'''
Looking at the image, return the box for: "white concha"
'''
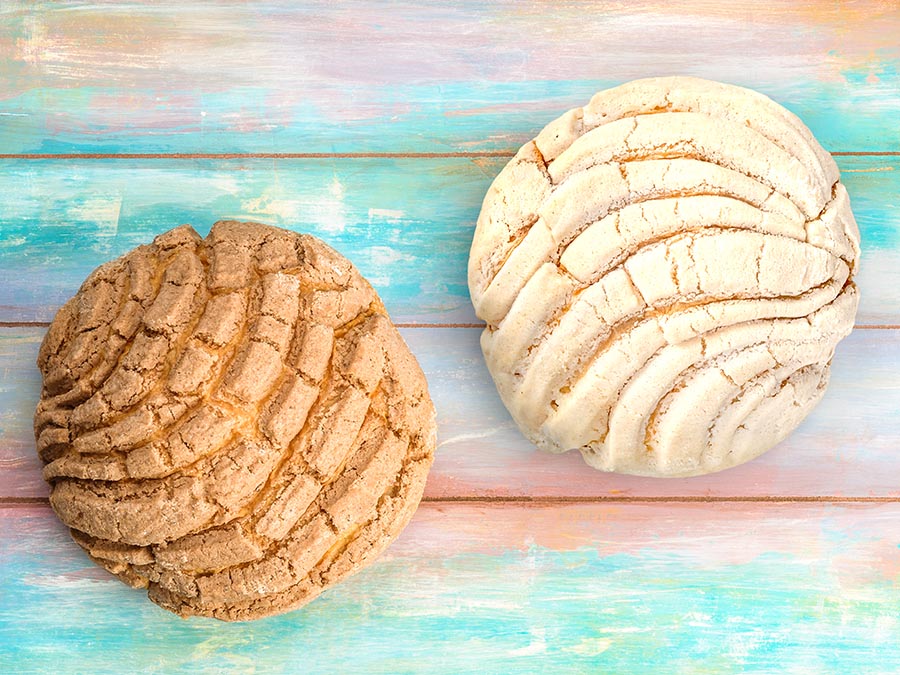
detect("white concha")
[468,76,860,478]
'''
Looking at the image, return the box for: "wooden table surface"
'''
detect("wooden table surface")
[1,2,899,673]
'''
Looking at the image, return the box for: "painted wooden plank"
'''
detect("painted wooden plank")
[1,502,898,674]
[3,326,898,500]
[0,155,897,324]
[0,157,490,324]
[417,327,900,500]
[0,1,898,154]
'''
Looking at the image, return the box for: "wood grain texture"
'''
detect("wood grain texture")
[2,3,899,671]
[0,157,485,324]
[0,1,898,154]
[3,326,898,500]
[1,502,898,674]
[0,155,896,324]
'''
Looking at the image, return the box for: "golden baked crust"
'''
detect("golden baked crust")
[34,220,436,621]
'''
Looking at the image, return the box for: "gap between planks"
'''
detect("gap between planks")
[0,151,897,160]
[3,496,900,507]
[0,152,515,160]
[1,322,898,330]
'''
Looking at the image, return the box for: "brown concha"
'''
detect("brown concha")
[34,220,436,621]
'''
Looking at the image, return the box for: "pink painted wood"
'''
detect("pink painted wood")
[2,327,897,499]
[1,2,898,671]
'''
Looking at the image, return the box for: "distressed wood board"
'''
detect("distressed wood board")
[1,2,898,673]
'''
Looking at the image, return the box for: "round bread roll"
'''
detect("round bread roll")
[34,221,436,620]
[468,76,860,477]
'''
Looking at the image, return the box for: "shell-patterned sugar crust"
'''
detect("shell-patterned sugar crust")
[469,77,860,478]
[35,221,436,621]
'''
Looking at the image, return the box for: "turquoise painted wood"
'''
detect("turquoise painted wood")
[2,503,899,674]
[0,155,898,324]
[0,157,489,323]
[0,1,898,153]
[2,2,899,673]
[3,326,900,500]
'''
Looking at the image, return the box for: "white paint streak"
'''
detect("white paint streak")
[0,236,27,248]
[367,246,414,266]
[437,424,516,449]
[68,196,121,238]
[368,208,405,220]
[297,177,349,233]
[240,195,303,221]
[566,637,613,656]
[508,627,546,656]
[21,572,110,589]
[329,175,344,199]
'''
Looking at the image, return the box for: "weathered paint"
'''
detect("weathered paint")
[0,1,898,154]
[1,503,898,674]
[0,157,489,323]
[1,3,899,672]
[2,327,898,500]
[0,156,897,324]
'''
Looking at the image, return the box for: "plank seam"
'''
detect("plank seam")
[3,496,900,506]
[0,151,895,160]
[0,152,517,160]
[2,322,898,330]
[421,495,900,503]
